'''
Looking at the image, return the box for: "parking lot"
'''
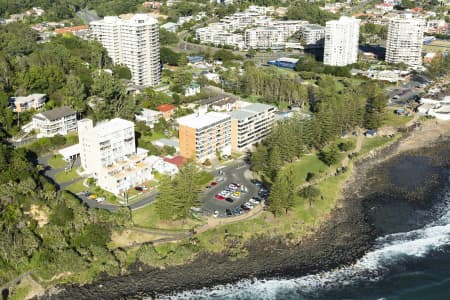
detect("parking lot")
[199,161,268,218]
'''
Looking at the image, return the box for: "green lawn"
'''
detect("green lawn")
[359,134,401,156]
[383,110,413,128]
[54,169,79,184]
[132,204,202,230]
[197,171,214,186]
[65,180,86,194]
[288,154,329,186]
[47,154,67,169]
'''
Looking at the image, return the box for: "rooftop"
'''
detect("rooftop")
[34,106,76,121]
[164,156,187,167]
[241,102,275,113]
[157,104,177,112]
[14,93,46,104]
[177,112,230,129]
[198,94,235,106]
[94,118,134,136]
[228,110,254,120]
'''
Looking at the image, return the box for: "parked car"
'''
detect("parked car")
[213,210,219,218]
[96,197,105,203]
[210,181,217,186]
[88,194,97,199]
[225,197,234,203]
[216,176,225,182]
[215,195,225,201]
[135,186,143,192]
[226,209,233,216]
[241,204,250,211]
[232,191,241,198]
[240,185,248,193]
[249,198,259,205]
[233,207,244,215]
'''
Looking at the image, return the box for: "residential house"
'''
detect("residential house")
[10,94,47,112]
[157,104,177,120]
[135,108,163,128]
[32,106,77,138]
[185,83,201,97]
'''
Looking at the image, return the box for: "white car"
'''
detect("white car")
[249,198,259,205]
[96,197,105,203]
[219,190,231,197]
[213,210,220,218]
[244,202,254,209]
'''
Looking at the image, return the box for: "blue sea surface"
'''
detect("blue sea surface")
[162,188,450,300]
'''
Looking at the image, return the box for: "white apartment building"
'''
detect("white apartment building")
[78,118,153,195]
[90,14,161,87]
[228,103,276,152]
[177,112,231,161]
[31,106,77,138]
[386,14,426,67]
[245,27,286,49]
[301,24,325,48]
[324,16,360,66]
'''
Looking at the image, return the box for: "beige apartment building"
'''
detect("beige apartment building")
[228,103,276,152]
[177,112,231,161]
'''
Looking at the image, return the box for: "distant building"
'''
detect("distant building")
[143,1,161,9]
[177,112,231,160]
[198,94,237,112]
[10,94,47,112]
[161,22,178,32]
[90,14,161,87]
[300,24,325,48]
[78,118,153,195]
[185,83,201,97]
[54,25,89,35]
[245,26,286,50]
[135,108,163,128]
[32,106,77,138]
[324,16,360,66]
[386,14,425,67]
[210,0,234,4]
[157,104,177,120]
[267,57,299,69]
[227,103,276,152]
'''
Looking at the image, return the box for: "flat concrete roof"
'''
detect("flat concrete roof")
[177,112,230,129]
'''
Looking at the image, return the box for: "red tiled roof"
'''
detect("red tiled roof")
[55,25,89,34]
[157,104,177,112]
[163,156,187,167]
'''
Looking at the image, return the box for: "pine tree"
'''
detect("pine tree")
[173,162,201,219]
[154,176,177,220]
[268,174,287,216]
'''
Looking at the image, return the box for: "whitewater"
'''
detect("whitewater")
[162,187,450,300]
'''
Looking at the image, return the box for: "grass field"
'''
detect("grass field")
[54,169,79,184]
[47,154,67,169]
[132,203,203,230]
[65,180,86,194]
[359,134,401,156]
[383,110,414,128]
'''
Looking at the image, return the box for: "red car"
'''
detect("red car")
[215,194,225,201]
[210,182,217,186]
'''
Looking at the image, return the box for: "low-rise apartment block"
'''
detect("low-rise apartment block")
[78,118,153,195]
[300,24,325,48]
[177,112,231,161]
[32,106,77,138]
[228,103,276,152]
[10,93,47,112]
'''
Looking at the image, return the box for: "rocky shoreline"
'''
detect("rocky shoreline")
[44,133,450,300]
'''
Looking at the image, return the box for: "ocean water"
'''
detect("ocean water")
[163,187,450,300]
